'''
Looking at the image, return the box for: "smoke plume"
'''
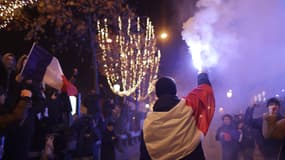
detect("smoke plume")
[181,0,285,113]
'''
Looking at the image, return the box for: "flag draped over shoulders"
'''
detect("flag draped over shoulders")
[143,84,215,160]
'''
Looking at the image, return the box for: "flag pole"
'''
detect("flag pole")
[19,42,36,76]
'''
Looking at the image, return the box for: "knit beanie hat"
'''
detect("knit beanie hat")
[155,77,177,97]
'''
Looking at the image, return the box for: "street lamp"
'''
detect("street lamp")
[160,32,168,40]
[145,104,150,109]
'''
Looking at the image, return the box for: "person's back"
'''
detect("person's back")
[140,72,215,160]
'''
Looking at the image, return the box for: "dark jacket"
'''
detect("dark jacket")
[0,97,32,131]
[101,129,117,160]
[1,97,33,160]
[280,139,285,160]
[239,124,255,149]
[216,124,240,160]
[71,115,100,158]
[0,62,19,111]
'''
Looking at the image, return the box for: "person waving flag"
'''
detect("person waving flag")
[20,43,78,96]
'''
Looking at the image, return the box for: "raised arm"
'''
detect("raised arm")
[184,72,215,135]
[244,105,262,129]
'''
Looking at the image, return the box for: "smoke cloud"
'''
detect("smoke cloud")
[181,0,285,113]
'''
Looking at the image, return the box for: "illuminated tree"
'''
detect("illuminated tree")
[97,16,160,101]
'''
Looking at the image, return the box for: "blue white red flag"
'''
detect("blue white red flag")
[21,43,78,96]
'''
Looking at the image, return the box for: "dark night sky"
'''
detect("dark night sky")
[135,0,198,75]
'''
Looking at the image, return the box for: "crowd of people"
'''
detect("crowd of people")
[216,98,285,160]
[0,52,140,160]
[1,51,285,160]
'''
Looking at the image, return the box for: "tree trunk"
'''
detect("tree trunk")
[88,15,100,94]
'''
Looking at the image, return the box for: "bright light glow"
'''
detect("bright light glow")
[219,107,224,113]
[182,8,219,72]
[187,41,218,72]
[160,32,168,39]
[262,91,266,96]
[282,89,285,92]
[226,89,233,98]
[254,95,258,103]
[276,94,280,97]
[258,94,262,102]
[106,38,112,43]
[0,0,38,29]
[113,84,120,92]
[145,104,150,108]
[97,16,160,99]
[69,96,77,115]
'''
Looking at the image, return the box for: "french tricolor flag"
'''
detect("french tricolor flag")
[20,43,78,96]
[143,84,215,160]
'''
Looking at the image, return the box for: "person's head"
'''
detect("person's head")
[222,114,233,126]
[106,121,115,131]
[0,86,6,105]
[266,97,281,114]
[237,122,244,129]
[2,53,16,71]
[155,76,177,97]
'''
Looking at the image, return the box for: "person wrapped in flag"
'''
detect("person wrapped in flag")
[140,72,215,160]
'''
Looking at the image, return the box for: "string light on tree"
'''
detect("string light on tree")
[0,0,38,29]
[97,16,160,99]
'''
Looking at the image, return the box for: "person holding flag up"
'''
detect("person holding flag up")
[20,43,78,97]
[2,43,78,160]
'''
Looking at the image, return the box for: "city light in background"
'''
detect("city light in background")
[226,89,233,98]
[0,0,38,29]
[218,107,224,113]
[145,104,150,109]
[113,84,120,93]
[69,96,77,115]
[97,16,161,99]
[160,32,168,39]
